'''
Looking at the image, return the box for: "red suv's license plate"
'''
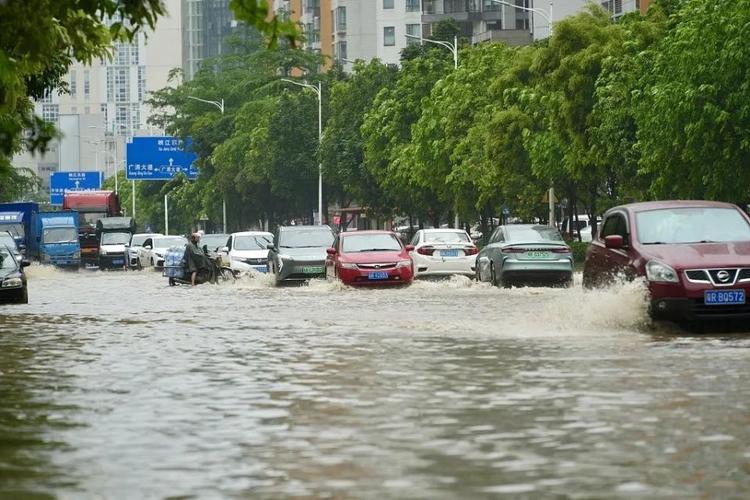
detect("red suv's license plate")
[704,289,745,305]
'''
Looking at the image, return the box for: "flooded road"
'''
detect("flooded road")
[2,267,750,498]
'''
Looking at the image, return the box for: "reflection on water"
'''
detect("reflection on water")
[1,266,749,498]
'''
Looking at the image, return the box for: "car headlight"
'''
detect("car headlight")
[2,277,23,288]
[646,260,678,283]
[154,252,163,258]
[339,262,357,270]
[100,248,107,256]
[231,256,246,262]
[396,259,412,268]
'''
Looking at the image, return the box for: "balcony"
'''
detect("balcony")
[422,0,502,23]
[472,28,532,46]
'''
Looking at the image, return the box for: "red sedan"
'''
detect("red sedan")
[325,230,414,286]
[583,200,750,323]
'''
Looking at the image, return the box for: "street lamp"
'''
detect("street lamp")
[280,78,324,226]
[404,33,458,69]
[186,95,227,233]
[492,0,555,225]
[405,32,461,228]
[489,0,554,37]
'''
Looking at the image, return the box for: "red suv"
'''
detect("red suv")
[583,201,750,322]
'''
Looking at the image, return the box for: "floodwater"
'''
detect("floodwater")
[1,266,750,499]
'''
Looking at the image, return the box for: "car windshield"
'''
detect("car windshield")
[636,207,750,244]
[101,232,131,245]
[79,212,108,228]
[131,234,158,247]
[0,248,17,269]
[234,234,272,250]
[201,234,229,250]
[0,234,16,249]
[342,233,402,253]
[43,227,78,244]
[279,229,334,248]
[0,224,24,238]
[154,237,187,248]
[423,231,470,244]
[506,226,564,242]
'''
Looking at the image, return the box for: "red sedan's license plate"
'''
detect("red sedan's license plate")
[704,289,745,305]
[368,271,389,280]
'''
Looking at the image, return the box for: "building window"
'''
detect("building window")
[483,0,500,12]
[406,23,421,45]
[383,0,394,8]
[406,0,421,12]
[100,103,108,129]
[42,104,59,123]
[130,39,139,65]
[69,71,77,99]
[115,68,129,102]
[336,6,346,32]
[138,66,146,102]
[115,105,129,134]
[84,70,91,98]
[336,41,348,61]
[384,26,395,46]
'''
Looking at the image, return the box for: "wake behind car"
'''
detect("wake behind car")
[409,228,478,278]
[476,224,573,287]
[0,246,29,304]
[583,200,750,323]
[326,230,414,286]
[268,225,335,284]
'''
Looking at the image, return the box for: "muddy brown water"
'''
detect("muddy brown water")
[1,266,749,498]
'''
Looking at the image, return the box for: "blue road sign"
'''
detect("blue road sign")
[50,171,103,205]
[126,136,199,181]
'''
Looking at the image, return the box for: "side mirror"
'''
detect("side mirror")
[405,244,415,252]
[604,235,624,249]
[21,260,30,267]
[267,243,275,250]
[326,247,337,256]
[221,246,229,253]
[144,245,152,250]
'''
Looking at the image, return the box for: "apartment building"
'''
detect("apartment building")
[375,0,424,66]
[182,0,239,81]
[13,0,183,192]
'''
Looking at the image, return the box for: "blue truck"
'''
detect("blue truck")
[0,202,40,259]
[33,211,81,267]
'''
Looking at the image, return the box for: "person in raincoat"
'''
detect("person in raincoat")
[185,232,212,285]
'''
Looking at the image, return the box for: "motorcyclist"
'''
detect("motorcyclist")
[185,232,212,285]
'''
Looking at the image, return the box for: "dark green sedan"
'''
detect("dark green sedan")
[476,224,573,288]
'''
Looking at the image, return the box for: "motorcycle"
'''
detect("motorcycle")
[164,245,235,286]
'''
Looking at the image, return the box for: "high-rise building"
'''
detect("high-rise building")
[182,0,239,81]
[13,0,184,194]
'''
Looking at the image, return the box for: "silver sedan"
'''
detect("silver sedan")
[476,224,573,288]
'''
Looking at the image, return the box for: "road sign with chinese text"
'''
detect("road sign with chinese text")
[126,136,199,180]
[50,171,103,205]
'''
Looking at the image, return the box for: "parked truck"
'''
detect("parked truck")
[63,191,121,267]
[32,211,81,267]
[96,217,135,270]
[0,202,40,259]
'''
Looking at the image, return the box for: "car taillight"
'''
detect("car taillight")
[417,246,435,255]
[501,247,525,253]
[464,246,479,255]
[552,247,571,253]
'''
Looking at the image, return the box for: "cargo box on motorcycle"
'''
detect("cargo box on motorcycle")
[163,245,187,279]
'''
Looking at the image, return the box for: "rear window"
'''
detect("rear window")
[423,231,470,244]
[506,226,563,242]
[636,207,750,244]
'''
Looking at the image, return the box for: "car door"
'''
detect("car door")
[325,236,339,279]
[477,227,501,281]
[605,211,634,279]
[139,238,153,265]
[590,211,632,283]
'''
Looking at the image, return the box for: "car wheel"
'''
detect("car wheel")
[168,278,176,286]
[150,258,154,267]
[490,263,498,287]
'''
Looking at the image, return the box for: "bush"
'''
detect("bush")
[569,241,590,265]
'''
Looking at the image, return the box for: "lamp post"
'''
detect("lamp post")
[164,192,169,235]
[489,0,554,37]
[186,95,227,233]
[404,33,458,70]
[492,0,554,225]
[405,32,461,228]
[280,79,323,225]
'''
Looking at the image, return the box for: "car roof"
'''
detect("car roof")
[280,225,332,231]
[422,228,468,233]
[615,200,738,213]
[504,224,553,230]
[232,231,272,236]
[134,233,162,237]
[340,230,395,236]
